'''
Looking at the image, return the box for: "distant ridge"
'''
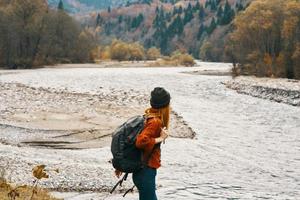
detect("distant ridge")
[47,0,138,13]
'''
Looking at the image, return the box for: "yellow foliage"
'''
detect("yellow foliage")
[275,53,286,78]
[99,46,111,60]
[103,40,147,61]
[263,54,272,66]
[146,47,161,60]
[199,41,213,61]
[128,43,145,61]
[0,180,58,200]
[155,52,195,67]
[32,165,49,180]
[292,43,300,79]
[229,0,300,79]
[110,40,130,61]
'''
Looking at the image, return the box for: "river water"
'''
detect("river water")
[0,62,299,199]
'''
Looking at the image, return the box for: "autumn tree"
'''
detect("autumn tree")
[147,47,161,60]
[0,0,95,68]
[200,41,214,61]
[228,0,300,79]
[128,42,145,61]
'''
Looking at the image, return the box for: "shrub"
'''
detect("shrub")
[128,43,145,61]
[146,47,161,60]
[110,40,130,61]
[171,52,195,66]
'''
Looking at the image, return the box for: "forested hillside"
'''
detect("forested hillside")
[48,0,139,13]
[1,0,299,79]
[84,0,251,60]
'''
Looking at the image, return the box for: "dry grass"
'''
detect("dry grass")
[0,166,60,200]
[0,181,59,200]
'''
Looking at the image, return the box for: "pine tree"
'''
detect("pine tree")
[210,0,217,11]
[199,5,206,20]
[155,6,159,14]
[58,0,64,10]
[152,7,168,54]
[118,15,123,23]
[173,7,178,15]
[187,2,192,11]
[220,0,235,25]
[142,0,152,5]
[183,3,194,25]
[194,1,201,12]
[131,13,144,29]
[205,0,210,8]
[168,14,184,37]
[207,18,217,34]
[236,3,244,11]
[96,13,101,26]
[197,23,205,40]
[217,5,223,18]
[178,6,183,14]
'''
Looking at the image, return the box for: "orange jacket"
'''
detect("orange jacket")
[135,117,162,169]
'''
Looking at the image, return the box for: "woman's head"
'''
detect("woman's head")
[149,87,171,129]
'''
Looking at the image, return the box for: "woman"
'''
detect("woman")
[115,87,170,200]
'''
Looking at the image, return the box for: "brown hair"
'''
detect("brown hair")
[145,105,170,129]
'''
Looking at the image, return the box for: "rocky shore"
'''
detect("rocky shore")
[0,80,195,193]
[224,76,300,106]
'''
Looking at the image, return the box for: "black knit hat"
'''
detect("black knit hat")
[150,87,171,109]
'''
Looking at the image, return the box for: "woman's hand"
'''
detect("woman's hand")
[115,169,122,178]
[155,127,169,144]
[160,127,169,140]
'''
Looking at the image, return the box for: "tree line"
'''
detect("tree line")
[227,0,300,80]
[94,39,194,66]
[95,0,241,58]
[0,0,95,69]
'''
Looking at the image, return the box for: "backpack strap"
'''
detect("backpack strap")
[109,173,128,194]
[123,185,135,197]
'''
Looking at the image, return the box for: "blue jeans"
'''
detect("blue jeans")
[133,167,157,200]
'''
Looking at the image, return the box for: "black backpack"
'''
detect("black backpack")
[111,115,146,173]
[110,115,158,196]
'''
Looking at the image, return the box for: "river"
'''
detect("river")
[0,62,299,199]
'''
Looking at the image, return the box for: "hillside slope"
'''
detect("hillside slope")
[84,0,253,60]
[48,0,137,13]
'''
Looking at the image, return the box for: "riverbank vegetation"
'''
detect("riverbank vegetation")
[0,0,95,69]
[0,165,58,200]
[1,0,299,78]
[227,0,300,80]
[94,39,195,66]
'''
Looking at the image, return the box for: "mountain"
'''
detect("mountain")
[48,0,138,13]
[85,0,253,60]
[48,0,254,60]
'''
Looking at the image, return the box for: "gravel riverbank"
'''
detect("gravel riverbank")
[224,76,300,106]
